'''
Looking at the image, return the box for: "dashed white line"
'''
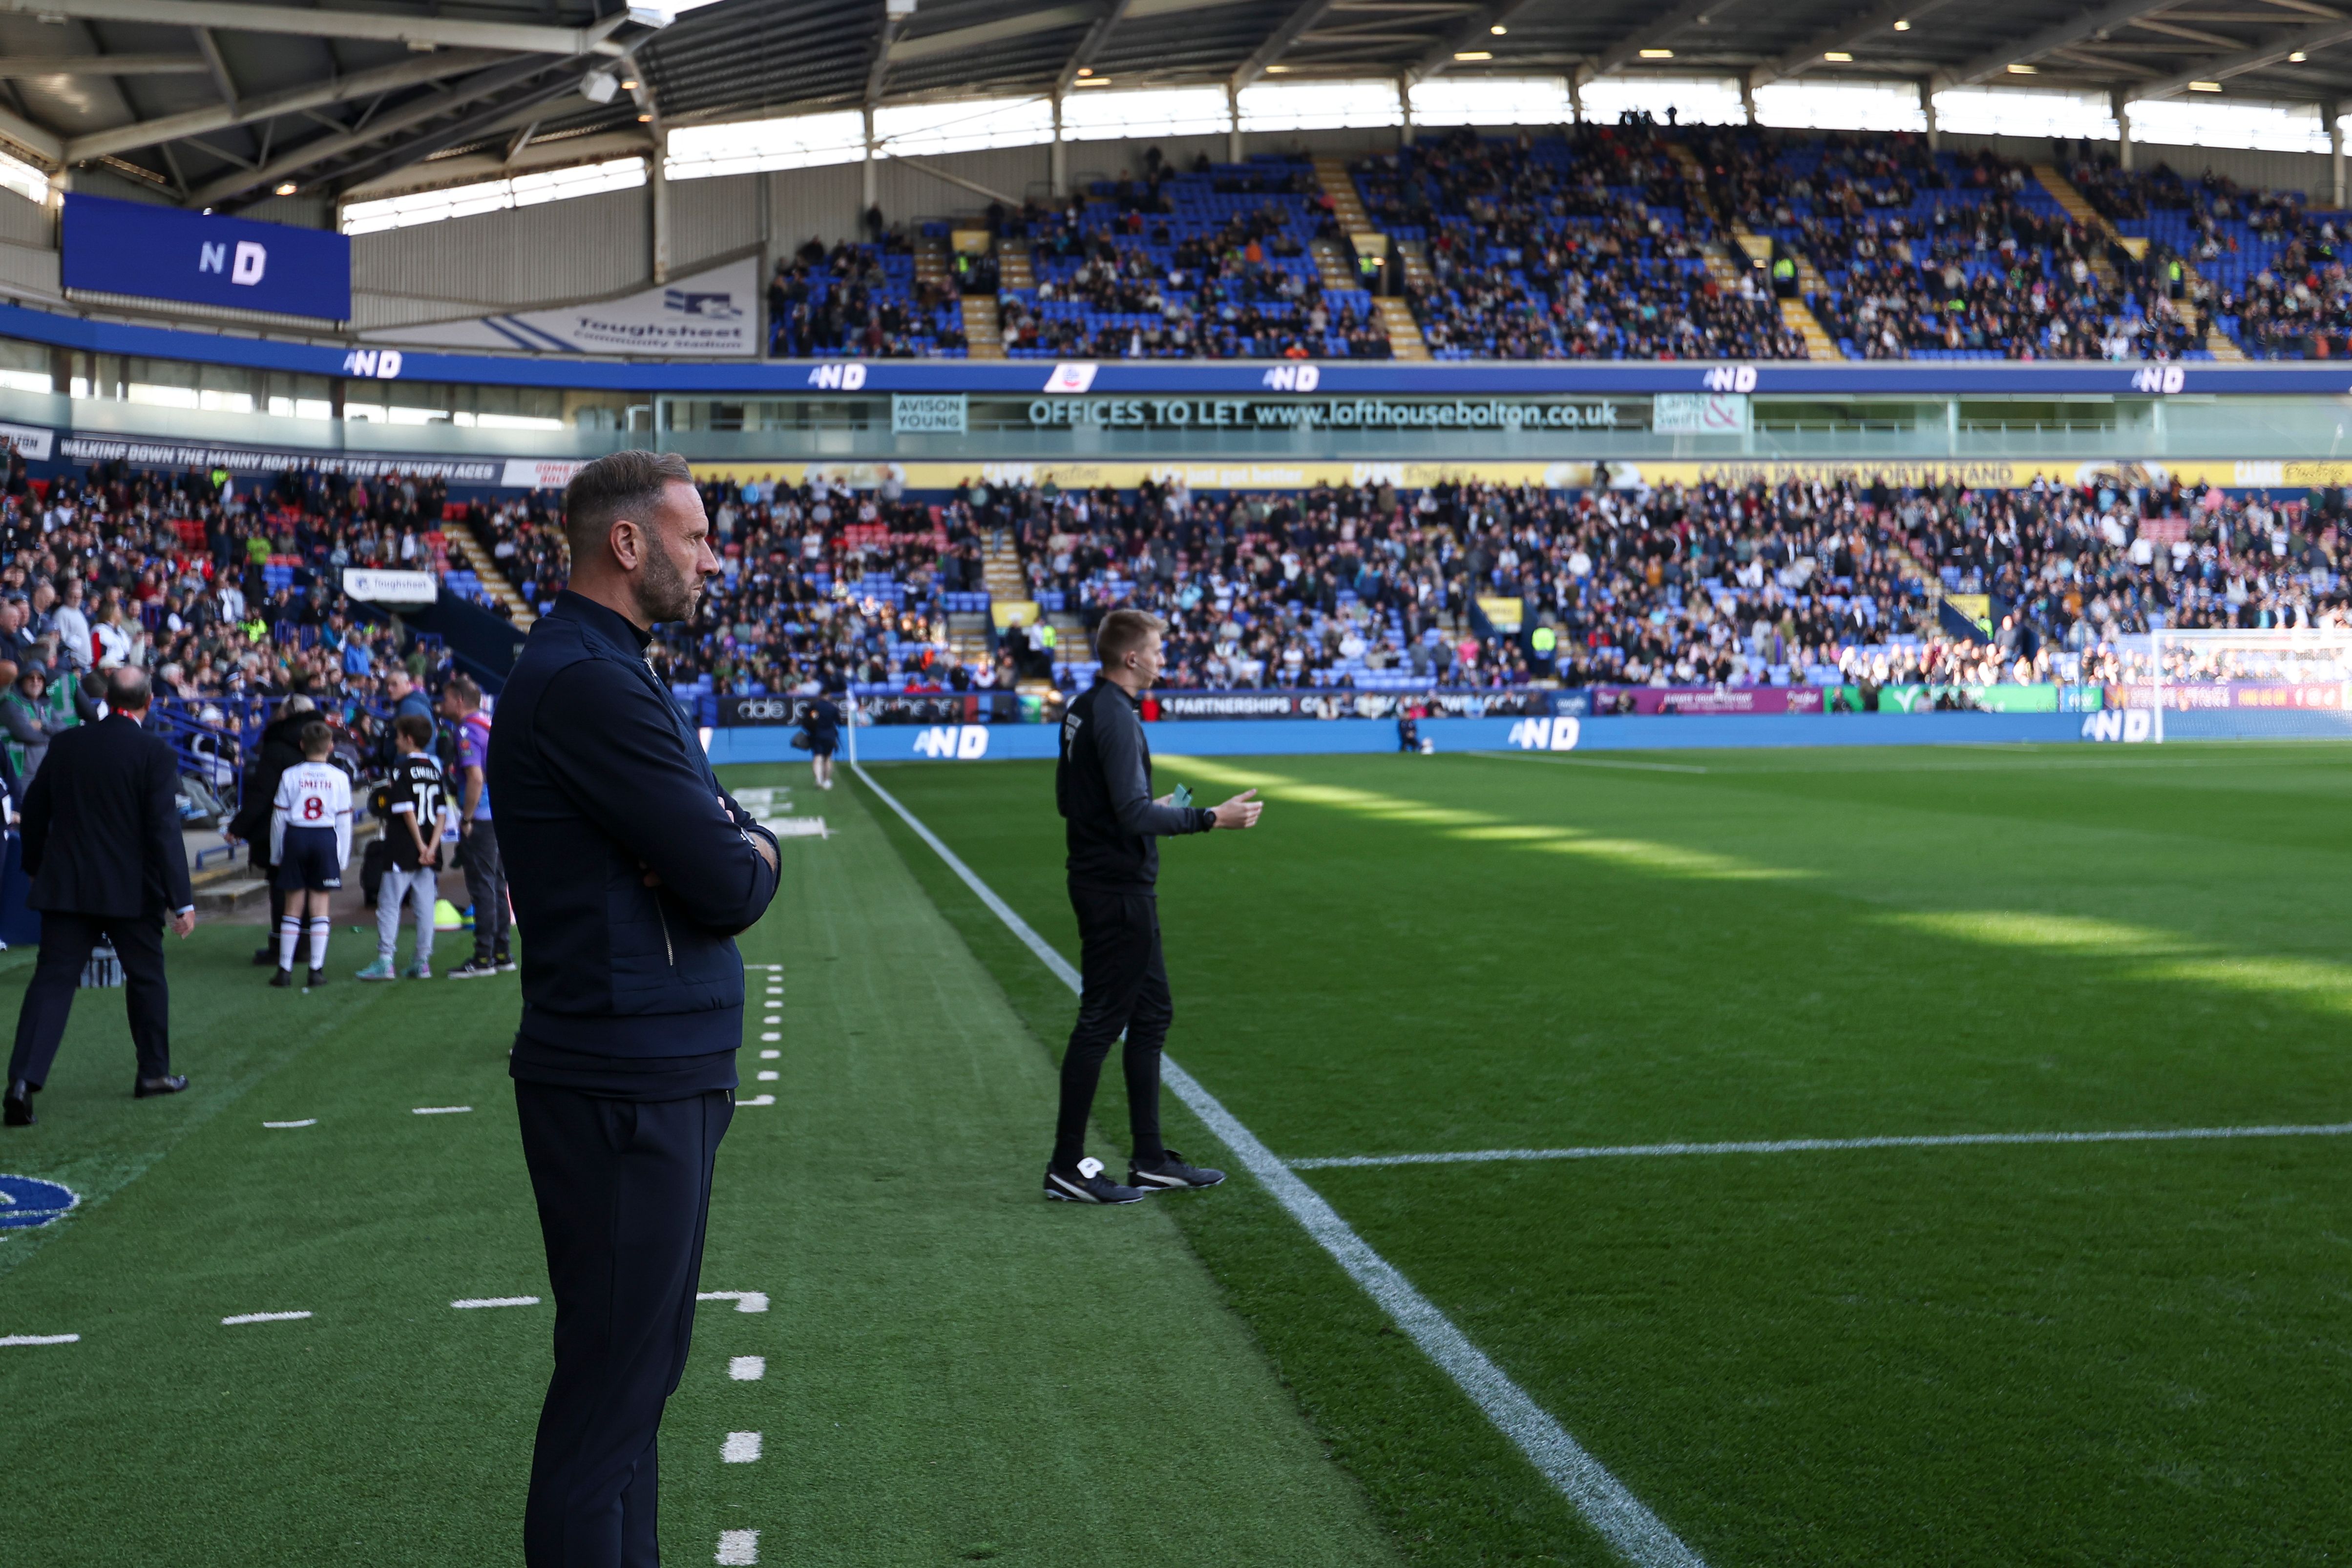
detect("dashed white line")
[721,1431,762,1463]
[756,1071,778,1082]
[222,1311,313,1326]
[857,762,1709,1568]
[0,1333,79,1347]
[698,1291,769,1313]
[758,1049,779,1060]
[1290,1120,2352,1170]
[451,1296,541,1310]
[758,1032,780,1043]
[412,1106,473,1116]
[263,1119,316,1129]
[729,1356,766,1380]
[716,1529,760,1565]
[737,1094,775,1107]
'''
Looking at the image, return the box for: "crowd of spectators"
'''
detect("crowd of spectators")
[767,234,970,359]
[466,462,2351,703]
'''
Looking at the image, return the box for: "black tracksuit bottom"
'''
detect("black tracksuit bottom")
[1053,885,1172,1171]
[7,911,170,1087]
[515,1082,732,1568]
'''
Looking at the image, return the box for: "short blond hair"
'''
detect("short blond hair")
[1094,607,1165,667]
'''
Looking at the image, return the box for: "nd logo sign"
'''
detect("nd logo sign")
[911,725,991,760]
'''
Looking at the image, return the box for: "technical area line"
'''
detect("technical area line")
[853,762,1707,1568]
[1292,1120,2352,1170]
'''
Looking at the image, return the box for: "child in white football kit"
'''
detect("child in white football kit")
[269,721,353,988]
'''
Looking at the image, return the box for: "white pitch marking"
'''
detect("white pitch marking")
[737,1094,776,1107]
[0,1333,80,1347]
[758,1032,780,1042]
[729,1355,766,1380]
[222,1311,313,1326]
[413,1106,473,1116]
[451,1296,541,1309]
[698,1291,769,1313]
[716,1529,760,1565]
[756,1071,778,1082]
[263,1119,317,1129]
[721,1430,763,1463]
[854,763,1707,1568]
[758,1049,780,1060]
[1293,1120,2352,1170]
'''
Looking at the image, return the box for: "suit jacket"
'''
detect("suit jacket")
[22,712,194,919]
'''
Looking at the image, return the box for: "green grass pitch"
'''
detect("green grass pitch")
[3,742,2351,1565]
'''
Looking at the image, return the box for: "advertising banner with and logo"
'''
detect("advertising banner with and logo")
[62,193,351,321]
[365,256,757,358]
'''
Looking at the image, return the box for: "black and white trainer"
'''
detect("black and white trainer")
[1044,1156,1145,1205]
[1129,1149,1226,1191]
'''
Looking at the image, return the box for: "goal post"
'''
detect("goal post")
[2140,627,2352,743]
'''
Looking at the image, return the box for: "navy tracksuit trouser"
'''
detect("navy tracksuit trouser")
[516,1081,733,1568]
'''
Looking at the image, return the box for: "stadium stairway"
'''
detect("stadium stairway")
[448,521,536,628]
[1668,142,1777,313]
[2034,162,2247,362]
[998,242,1034,294]
[1781,251,1843,360]
[1311,154,1429,359]
[962,295,1004,359]
[981,531,1026,601]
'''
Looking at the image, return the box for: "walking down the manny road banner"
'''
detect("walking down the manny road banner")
[358,712,453,982]
[266,722,353,990]
[488,450,780,1567]
[443,674,510,979]
[1048,607,1262,1205]
[3,668,195,1129]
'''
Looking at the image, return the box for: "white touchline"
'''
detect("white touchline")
[263,1119,317,1129]
[0,1333,80,1347]
[716,1529,759,1566]
[698,1291,769,1313]
[221,1311,313,1326]
[1290,1120,2352,1170]
[854,763,1705,1568]
[413,1106,473,1115]
[729,1355,766,1380]
[722,1431,763,1463]
[451,1296,541,1309]
[1475,751,1709,775]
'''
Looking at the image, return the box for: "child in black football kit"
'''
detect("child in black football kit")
[358,712,449,981]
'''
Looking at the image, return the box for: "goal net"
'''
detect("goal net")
[2121,628,2352,742]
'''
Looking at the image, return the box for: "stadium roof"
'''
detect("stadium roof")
[5,0,2352,214]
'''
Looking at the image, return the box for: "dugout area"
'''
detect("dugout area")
[2,743,2351,1564]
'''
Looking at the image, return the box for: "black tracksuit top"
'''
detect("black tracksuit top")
[1056,680,1214,893]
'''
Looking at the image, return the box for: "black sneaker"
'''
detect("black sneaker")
[493,954,517,974]
[1044,1157,1145,1205]
[307,967,327,988]
[446,959,500,979]
[1129,1148,1226,1191]
[269,967,294,989]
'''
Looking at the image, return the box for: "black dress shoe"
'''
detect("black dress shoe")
[252,945,278,966]
[2,1079,33,1127]
[134,1074,189,1099]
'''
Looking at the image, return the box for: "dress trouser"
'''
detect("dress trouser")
[1053,886,1172,1170]
[515,1081,733,1568]
[375,863,438,964]
[6,910,170,1087]
[462,820,510,962]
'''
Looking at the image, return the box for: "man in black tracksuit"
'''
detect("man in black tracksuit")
[1049,607,1261,1205]
[488,451,779,1567]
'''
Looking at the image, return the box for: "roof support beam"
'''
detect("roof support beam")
[2132,16,2352,96]
[1940,0,2190,87]
[183,58,564,205]
[0,0,641,56]
[192,28,237,104]
[0,54,211,76]
[1592,0,1748,78]
[887,5,1097,65]
[324,70,593,196]
[0,102,64,165]
[64,47,510,163]
[1407,0,1546,82]
[1750,0,1959,87]
[1056,0,1136,96]
[866,0,913,105]
[1232,0,1342,89]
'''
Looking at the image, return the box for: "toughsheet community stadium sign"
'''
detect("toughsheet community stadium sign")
[62,193,351,321]
[366,256,758,358]
[342,568,439,605]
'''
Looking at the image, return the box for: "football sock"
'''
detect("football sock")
[276,916,300,971]
[307,918,330,971]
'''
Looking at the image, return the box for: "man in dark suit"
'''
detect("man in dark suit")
[2,668,196,1127]
[490,450,778,1566]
